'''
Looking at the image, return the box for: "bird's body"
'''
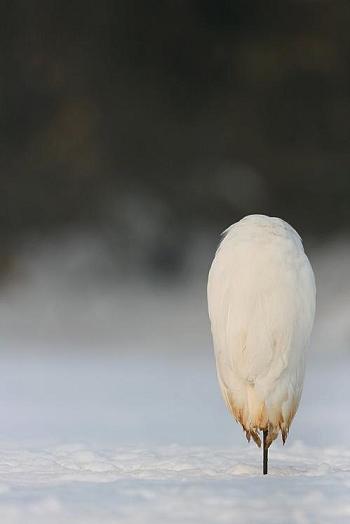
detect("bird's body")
[207,215,316,466]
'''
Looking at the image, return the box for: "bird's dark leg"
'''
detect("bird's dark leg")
[263,429,268,475]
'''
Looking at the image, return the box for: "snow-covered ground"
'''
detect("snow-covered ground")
[0,233,349,522]
[0,353,348,523]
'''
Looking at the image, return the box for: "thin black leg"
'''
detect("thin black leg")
[263,429,268,475]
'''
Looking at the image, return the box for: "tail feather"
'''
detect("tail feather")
[220,379,297,448]
[248,429,261,447]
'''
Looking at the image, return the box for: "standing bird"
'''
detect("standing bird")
[207,215,316,474]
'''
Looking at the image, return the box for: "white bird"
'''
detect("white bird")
[207,215,316,474]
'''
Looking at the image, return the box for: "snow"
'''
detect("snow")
[0,234,349,522]
[0,353,348,523]
[1,443,350,523]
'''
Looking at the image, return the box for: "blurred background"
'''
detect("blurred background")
[0,8,349,523]
[0,1,349,449]
[1,0,349,355]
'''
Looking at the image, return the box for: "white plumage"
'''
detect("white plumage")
[207,215,316,464]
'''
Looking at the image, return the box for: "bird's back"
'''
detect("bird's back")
[207,215,316,446]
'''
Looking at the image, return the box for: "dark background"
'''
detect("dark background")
[0,5,348,519]
[2,0,350,278]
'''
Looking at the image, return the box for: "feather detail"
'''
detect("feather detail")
[208,215,316,449]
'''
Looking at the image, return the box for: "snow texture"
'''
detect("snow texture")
[0,236,349,522]
[0,443,350,524]
[0,353,348,523]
